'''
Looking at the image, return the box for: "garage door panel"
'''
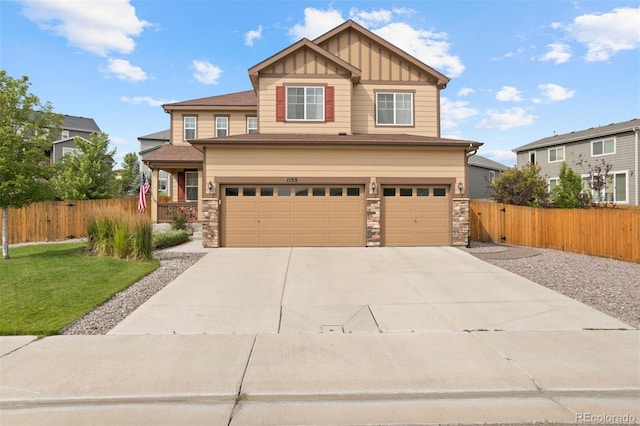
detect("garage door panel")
[222,185,364,247]
[383,185,450,247]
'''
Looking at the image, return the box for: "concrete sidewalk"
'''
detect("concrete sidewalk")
[1,247,639,425]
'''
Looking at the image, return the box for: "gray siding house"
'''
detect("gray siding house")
[138,129,171,195]
[50,115,101,163]
[514,118,640,205]
[468,155,509,199]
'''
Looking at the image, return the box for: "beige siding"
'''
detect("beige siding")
[170,110,257,144]
[319,31,435,83]
[207,146,464,180]
[258,76,352,134]
[352,83,439,136]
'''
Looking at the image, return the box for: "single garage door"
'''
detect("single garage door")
[382,185,450,246]
[222,185,365,247]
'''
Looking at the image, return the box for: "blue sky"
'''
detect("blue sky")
[2,0,639,167]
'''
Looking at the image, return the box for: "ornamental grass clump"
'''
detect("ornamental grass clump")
[86,210,152,261]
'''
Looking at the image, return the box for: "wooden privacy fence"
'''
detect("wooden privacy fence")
[470,200,640,263]
[1,198,150,245]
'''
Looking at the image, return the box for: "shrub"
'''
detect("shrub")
[131,219,153,261]
[153,230,190,250]
[551,162,590,208]
[168,208,189,231]
[112,220,131,259]
[86,210,152,261]
[489,164,550,207]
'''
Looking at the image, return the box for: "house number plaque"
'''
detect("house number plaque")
[286,177,298,183]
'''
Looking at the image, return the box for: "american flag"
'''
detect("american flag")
[138,174,150,213]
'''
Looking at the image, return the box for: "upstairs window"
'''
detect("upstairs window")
[61,130,69,139]
[529,151,536,165]
[376,92,413,126]
[548,146,564,163]
[184,116,197,140]
[247,116,258,134]
[215,116,228,137]
[592,138,615,156]
[287,86,324,121]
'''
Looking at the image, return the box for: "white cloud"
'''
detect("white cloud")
[477,107,536,130]
[288,7,464,77]
[245,25,263,47]
[496,86,523,102]
[192,60,223,85]
[288,7,344,39]
[537,83,575,102]
[120,96,176,107]
[373,23,465,77]
[457,87,474,97]
[348,8,393,27]
[440,98,478,129]
[566,7,640,61]
[101,58,147,82]
[109,135,128,147]
[539,42,572,64]
[550,22,563,29]
[20,0,150,57]
[480,149,517,166]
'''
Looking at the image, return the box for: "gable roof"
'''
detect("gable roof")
[142,144,203,163]
[313,20,450,89]
[163,90,257,111]
[248,38,363,90]
[138,129,170,141]
[468,155,510,171]
[514,118,640,152]
[62,115,101,133]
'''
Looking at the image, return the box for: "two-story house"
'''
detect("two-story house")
[514,118,640,205]
[143,20,482,247]
[49,115,101,163]
[468,155,509,200]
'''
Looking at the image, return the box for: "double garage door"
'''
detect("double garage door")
[222,185,365,247]
[221,184,450,247]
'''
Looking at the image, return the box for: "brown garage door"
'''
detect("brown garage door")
[222,185,365,247]
[382,186,450,246]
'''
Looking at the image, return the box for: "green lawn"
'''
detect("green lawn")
[0,242,159,336]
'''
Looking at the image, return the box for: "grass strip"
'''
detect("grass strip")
[0,242,159,336]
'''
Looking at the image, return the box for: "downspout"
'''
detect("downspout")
[635,127,639,206]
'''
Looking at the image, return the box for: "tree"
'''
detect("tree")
[119,152,141,196]
[53,132,119,200]
[551,162,589,208]
[576,154,614,206]
[0,71,62,259]
[488,163,550,207]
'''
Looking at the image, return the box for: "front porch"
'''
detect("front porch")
[157,202,198,223]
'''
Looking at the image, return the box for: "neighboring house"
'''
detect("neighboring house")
[468,155,510,199]
[144,20,482,248]
[49,115,101,163]
[514,118,640,205]
[138,129,171,194]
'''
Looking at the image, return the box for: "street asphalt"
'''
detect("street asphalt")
[1,243,638,425]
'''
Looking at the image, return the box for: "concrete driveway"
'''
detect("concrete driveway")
[2,247,638,425]
[109,247,629,335]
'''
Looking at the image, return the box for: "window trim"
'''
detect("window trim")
[548,146,565,163]
[375,91,414,126]
[183,116,197,141]
[548,177,559,192]
[246,115,258,134]
[61,130,70,139]
[581,170,628,204]
[215,115,229,138]
[286,86,325,121]
[591,137,616,157]
[185,171,199,202]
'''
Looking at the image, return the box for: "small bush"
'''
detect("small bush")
[153,230,190,249]
[168,209,189,231]
[86,210,152,261]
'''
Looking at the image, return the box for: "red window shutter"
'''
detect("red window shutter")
[177,172,185,202]
[325,86,334,122]
[276,86,285,122]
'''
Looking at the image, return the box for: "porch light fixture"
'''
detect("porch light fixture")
[370,182,377,192]
[457,181,463,194]
[207,181,213,192]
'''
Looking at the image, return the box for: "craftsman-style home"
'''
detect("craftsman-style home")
[143,20,482,247]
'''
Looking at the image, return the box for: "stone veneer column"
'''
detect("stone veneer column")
[366,197,381,247]
[201,197,219,248]
[452,197,470,247]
